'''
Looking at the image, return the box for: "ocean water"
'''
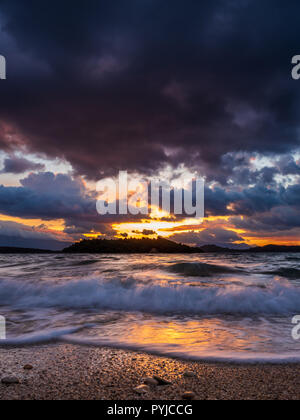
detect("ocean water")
[0,252,300,363]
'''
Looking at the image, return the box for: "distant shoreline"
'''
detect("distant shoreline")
[1,239,300,254]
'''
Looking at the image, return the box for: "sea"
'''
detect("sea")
[0,252,300,363]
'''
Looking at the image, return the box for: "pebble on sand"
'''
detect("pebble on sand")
[134,385,150,395]
[1,377,20,385]
[144,377,159,386]
[182,391,196,400]
[183,370,197,378]
[153,375,172,386]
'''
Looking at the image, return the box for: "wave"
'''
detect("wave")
[1,327,300,364]
[0,277,299,315]
[263,267,300,279]
[71,259,100,266]
[167,262,240,277]
[0,326,87,346]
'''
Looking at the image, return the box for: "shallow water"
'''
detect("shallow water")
[0,253,300,362]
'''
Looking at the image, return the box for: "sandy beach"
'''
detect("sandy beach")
[0,344,299,400]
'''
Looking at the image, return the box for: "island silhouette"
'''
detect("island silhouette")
[1,238,299,253]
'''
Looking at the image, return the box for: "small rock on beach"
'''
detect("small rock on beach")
[144,377,159,386]
[134,385,150,395]
[182,391,196,400]
[1,377,20,385]
[153,375,172,386]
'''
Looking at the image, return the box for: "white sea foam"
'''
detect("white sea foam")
[0,254,300,361]
[0,276,299,315]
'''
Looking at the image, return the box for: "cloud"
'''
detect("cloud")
[0,172,95,221]
[133,229,156,236]
[0,168,299,245]
[0,220,71,250]
[171,228,245,249]
[0,2,300,245]
[0,1,299,179]
[0,171,146,238]
[1,155,45,174]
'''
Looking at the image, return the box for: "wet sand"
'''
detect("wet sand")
[0,344,299,400]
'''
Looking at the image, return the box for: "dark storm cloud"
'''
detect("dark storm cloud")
[171,228,245,249]
[205,174,300,219]
[0,172,96,221]
[277,155,300,175]
[0,171,146,234]
[0,220,71,250]
[0,0,299,179]
[217,153,279,186]
[0,169,298,231]
[1,155,45,174]
[231,204,300,233]
[205,184,281,217]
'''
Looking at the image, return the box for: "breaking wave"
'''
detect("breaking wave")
[167,262,241,277]
[263,267,300,279]
[0,276,299,315]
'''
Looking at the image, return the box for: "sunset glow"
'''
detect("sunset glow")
[0,3,299,252]
[1,1,300,404]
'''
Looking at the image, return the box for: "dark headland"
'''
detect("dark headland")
[63,238,203,254]
[63,238,300,254]
[1,239,300,254]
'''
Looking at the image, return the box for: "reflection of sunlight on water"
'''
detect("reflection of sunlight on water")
[110,318,268,354]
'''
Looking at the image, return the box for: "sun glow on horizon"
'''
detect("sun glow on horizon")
[0,214,66,232]
[112,216,205,239]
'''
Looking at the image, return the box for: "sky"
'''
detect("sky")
[0,0,300,250]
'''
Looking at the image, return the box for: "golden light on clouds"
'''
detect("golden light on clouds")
[2,211,299,247]
[112,217,205,239]
[0,214,66,232]
[83,232,104,239]
[242,235,300,246]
